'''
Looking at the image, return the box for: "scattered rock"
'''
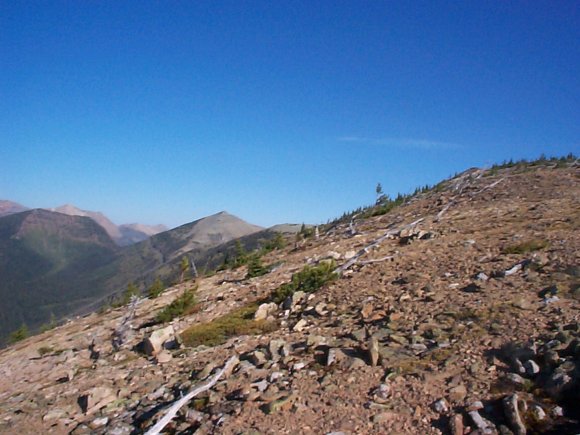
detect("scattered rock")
[432,398,449,414]
[503,393,526,435]
[261,394,294,414]
[142,325,176,356]
[78,386,116,414]
[293,319,308,332]
[368,335,380,367]
[255,302,278,321]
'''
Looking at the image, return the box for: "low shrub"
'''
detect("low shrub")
[155,287,197,323]
[181,304,277,347]
[272,260,337,304]
[502,239,549,255]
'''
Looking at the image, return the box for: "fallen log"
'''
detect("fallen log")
[144,355,239,435]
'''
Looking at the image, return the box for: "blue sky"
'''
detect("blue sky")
[1,1,578,228]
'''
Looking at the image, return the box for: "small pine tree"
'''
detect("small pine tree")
[180,256,190,283]
[233,240,248,267]
[246,254,267,279]
[148,277,165,299]
[40,313,57,332]
[116,282,139,306]
[9,323,29,344]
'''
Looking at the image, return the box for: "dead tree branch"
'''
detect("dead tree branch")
[111,295,139,351]
[144,355,239,435]
[334,218,423,275]
[349,214,359,236]
[357,255,395,265]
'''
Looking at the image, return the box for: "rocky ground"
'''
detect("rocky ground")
[0,162,579,434]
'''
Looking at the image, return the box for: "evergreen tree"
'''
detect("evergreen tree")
[246,253,267,279]
[9,323,29,344]
[233,240,248,267]
[148,277,165,299]
[180,256,190,282]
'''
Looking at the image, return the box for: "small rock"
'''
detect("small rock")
[156,350,173,364]
[248,350,268,367]
[261,394,294,414]
[530,405,545,421]
[550,406,564,417]
[361,303,374,320]
[143,325,176,356]
[368,335,380,367]
[293,319,308,332]
[462,283,482,293]
[523,360,540,376]
[468,410,496,434]
[512,298,533,310]
[475,272,490,282]
[268,339,287,361]
[503,393,526,435]
[89,417,109,429]
[372,383,391,403]
[43,409,67,422]
[306,335,328,348]
[372,411,397,424]
[78,386,116,414]
[251,379,269,392]
[292,362,306,372]
[449,413,464,435]
[505,373,528,387]
[255,302,278,321]
[467,401,484,411]
[432,398,449,414]
[449,384,467,402]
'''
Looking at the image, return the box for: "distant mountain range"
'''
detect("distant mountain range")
[0,200,167,246]
[0,203,269,345]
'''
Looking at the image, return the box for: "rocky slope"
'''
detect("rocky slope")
[0,162,578,434]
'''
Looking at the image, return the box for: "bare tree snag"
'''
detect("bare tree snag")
[349,214,359,236]
[144,355,239,435]
[111,295,139,351]
[334,218,423,275]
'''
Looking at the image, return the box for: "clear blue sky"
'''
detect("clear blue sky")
[1,1,578,228]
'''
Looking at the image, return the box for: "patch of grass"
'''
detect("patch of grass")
[502,239,549,255]
[181,304,277,347]
[37,346,54,356]
[156,287,198,324]
[272,260,337,304]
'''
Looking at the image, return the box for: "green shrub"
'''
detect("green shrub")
[148,277,165,299]
[40,313,57,332]
[246,254,268,279]
[272,260,337,303]
[502,239,549,255]
[38,346,53,356]
[156,287,197,323]
[181,304,277,348]
[9,324,29,344]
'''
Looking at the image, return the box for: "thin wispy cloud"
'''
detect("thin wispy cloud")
[337,136,463,150]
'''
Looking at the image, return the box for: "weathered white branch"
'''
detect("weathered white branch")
[470,178,504,196]
[334,218,423,275]
[349,214,359,236]
[358,255,395,265]
[144,355,239,435]
[434,201,454,222]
